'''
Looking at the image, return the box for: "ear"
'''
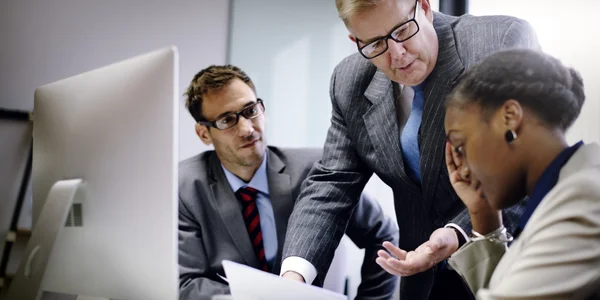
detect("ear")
[195,123,213,146]
[420,0,434,22]
[501,100,524,132]
[348,34,357,44]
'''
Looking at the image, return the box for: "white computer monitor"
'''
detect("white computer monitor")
[6,46,179,300]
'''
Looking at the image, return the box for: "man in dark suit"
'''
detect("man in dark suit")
[280,0,541,299]
[178,64,399,300]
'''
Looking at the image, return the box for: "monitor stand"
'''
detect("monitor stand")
[6,179,83,300]
[39,293,111,300]
[76,296,110,300]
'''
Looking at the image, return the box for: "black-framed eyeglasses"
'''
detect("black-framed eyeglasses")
[356,0,420,59]
[199,99,265,130]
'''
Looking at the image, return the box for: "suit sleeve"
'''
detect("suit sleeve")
[476,185,600,299]
[179,196,230,300]
[345,193,399,300]
[448,239,508,295]
[281,64,374,284]
[451,178,600,299]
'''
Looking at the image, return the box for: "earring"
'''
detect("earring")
[505,130,517,144]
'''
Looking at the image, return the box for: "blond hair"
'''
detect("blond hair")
[336,0,382,24]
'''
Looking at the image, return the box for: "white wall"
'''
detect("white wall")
[470,0,600,144]
[0,0,229,161]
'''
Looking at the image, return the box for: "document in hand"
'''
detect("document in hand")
[222,260,346,300]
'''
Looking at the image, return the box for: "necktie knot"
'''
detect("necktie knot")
[413,81,427,92]
[411,83,426,109]
[237,186,258,203]
[243,186,257,193]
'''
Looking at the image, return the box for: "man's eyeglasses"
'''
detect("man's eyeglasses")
[356,0,420,59]
[199,99,265,130]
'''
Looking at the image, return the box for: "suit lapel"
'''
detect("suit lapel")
[265,148,293,274]
[207,153,259,268]
[419,13,465,212]
[363,70,420,195]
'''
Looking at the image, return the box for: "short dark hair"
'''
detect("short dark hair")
[185,65,256,122]
[447,48,585,132]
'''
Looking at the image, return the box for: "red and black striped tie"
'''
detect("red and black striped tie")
[236,186,269,272]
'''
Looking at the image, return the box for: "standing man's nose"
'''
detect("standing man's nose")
[388,40,407,61]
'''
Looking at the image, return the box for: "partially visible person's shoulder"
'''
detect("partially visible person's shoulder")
[334,52,375,76]
[452,14,525,33]
[179,151,213,170]
[560,167,600,198]
[179,151,214,184]
[547,163,600,214]
[269,146,322,168]
[331,53,378,103]
[559,143,600,191]
[445,13,538,66]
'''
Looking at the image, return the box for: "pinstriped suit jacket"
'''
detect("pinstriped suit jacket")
[282,12,540,300]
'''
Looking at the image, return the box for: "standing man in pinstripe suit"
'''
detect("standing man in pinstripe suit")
[279,0,540,299]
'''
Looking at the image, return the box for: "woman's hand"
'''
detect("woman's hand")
[445,142,501,233]
[445,141,486,211]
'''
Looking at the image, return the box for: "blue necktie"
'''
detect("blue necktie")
[401,83,449,274]
[400,83,426,184]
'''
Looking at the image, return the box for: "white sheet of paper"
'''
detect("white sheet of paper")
[222,260,346,300]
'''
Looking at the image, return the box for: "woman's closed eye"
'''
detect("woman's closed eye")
[454,145,464,156]
[452,144,465,169]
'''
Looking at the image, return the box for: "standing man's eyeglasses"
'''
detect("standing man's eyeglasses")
[198,99,265,130]
[356,0,420,59]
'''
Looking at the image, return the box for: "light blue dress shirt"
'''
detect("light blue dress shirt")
[221,154,277,265]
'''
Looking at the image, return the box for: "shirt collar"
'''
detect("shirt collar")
[519,141,584,230]
[221,152,269,195]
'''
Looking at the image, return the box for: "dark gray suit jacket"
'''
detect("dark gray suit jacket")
[178,146,399,300]
[282,12,541,300]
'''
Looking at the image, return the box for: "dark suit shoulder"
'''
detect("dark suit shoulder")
[445,13,538,67]
[334,52,376,81]
[330,53,378,109]
[178,151,214,188]
[270,146,321,163]
[268,146,322,173]
[452,13,524,30]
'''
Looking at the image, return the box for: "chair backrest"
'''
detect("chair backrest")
[0,111,33,295]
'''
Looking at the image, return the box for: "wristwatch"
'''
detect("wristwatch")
[470,226,513,244]
[450,227,467,248]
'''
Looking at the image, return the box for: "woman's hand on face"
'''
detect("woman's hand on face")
[445,141,503,234]
[445,141,490,214]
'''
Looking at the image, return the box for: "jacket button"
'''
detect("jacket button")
[434,219,445,227]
